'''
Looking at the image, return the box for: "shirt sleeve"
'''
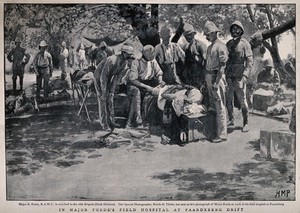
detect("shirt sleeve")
[243,41,254,78]
[154,45,164,64]
[197,41,207,60]
[94,60,105,84]
[174,43,185,62]
[127,59,139,81]
[33,53,39,72]
[7,49,14,63]
[153,60,163,77]
[48,52,53,71]
[218,44,228,66]
[63,49,69,58]
[24,51,31,64]
[100,59,114,94]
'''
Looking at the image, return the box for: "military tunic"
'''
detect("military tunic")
[226,37,253,124]
[206,39,228,140]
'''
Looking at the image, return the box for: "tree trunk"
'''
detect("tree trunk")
[263,39,295,86]
[264,41,285,83]
[250,17,296,87]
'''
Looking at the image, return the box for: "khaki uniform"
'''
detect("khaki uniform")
[94,54,129,129]
[33,51,53,98]
[60,47,69,79]
[226,37,253,125]
[206,39,228,140]
[7,46,30,93]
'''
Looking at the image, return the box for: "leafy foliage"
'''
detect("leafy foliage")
[159,4,295,39]
[4,4,295,68]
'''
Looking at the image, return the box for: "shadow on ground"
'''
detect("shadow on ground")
[152,158,295,200]
[6,108,156,176]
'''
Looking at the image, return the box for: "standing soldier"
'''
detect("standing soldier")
[226,21,253,132]
[95,42,109,66]
[94,43,134,131]
[182,23,207,89]
[33,41,53,100]
[78,43,86,70]
[204,21,228,143]
[68,45,75,69]
[60,41,69,80]
[155,26,185,85]
[7,38,31,95]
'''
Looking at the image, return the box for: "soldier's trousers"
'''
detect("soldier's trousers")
[60,60,68,80]
[206,73,227,140]
[126,85,143,126]
[94,76,125,130]
[36,68,50,98]
[12,67,25,93]
[94,76,108,129]
[226,78,249,125]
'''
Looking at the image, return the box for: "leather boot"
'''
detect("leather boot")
[242,108,249,132]
[20,77,23,92]
[13,78,17,96]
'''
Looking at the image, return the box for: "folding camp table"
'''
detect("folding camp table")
[72,81,92,122]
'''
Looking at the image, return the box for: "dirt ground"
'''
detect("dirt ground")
[5,72,295,201]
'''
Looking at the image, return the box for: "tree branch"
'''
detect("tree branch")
[262,18,295,40]
[246,4,255,22]
[43,12,52,35]
[290,28,295,36]
[74,17,97,35]
[151,4,159,29]
[262,40,272,52]
[264,4,274,29]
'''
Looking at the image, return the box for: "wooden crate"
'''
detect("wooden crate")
[179,112,217,142]
[260,130,295,161]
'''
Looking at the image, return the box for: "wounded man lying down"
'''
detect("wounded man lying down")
[158,84,206,117]
[149,84,207,145]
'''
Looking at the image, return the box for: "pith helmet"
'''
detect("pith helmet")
[264,59,274,68]
[230,21,244,35]
[183,23,196,36]
[203,21,220,35]
[39,40,48,47]
[121,43,134,55]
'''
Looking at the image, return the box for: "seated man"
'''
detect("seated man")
[126,45,165,128]
[257,58,280,89]
[284,53,296,88]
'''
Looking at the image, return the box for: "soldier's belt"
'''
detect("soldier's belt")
[206,70,218,75]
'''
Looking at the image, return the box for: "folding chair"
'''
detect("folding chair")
[74,81,92,123]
